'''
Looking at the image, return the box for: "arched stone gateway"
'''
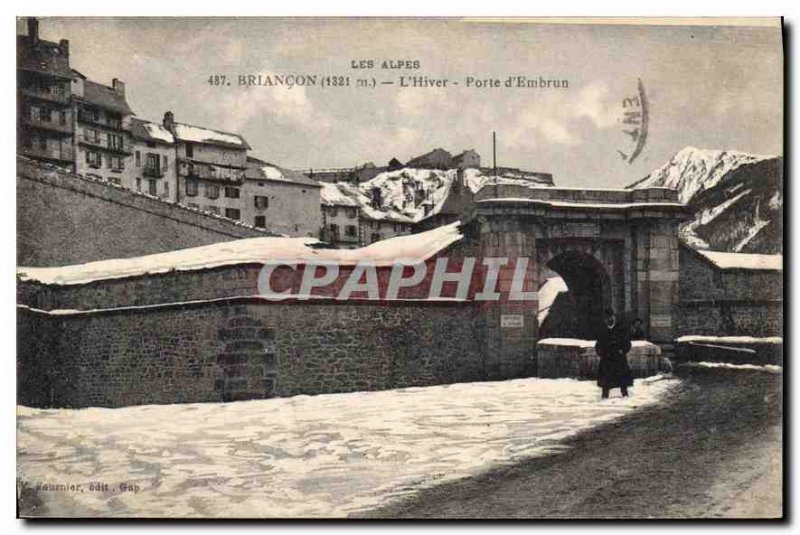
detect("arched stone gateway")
[539,249,613,340]
[467,184,688,376]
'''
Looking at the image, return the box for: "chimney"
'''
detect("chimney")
[163,111,174,130]
[28,17,39,46]
[59,39,69,57]
[112,78,125,96]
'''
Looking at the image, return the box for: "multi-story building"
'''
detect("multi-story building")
[359,208,414,245]
[243,157,322,237]
[17,18,75,171]
[162,112,250,220]
[320,183,361,248]
[452,149,481,169]
[130,118,177,201]
[72,70,135,187]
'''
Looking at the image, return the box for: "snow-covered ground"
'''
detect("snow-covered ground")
[17,376,677,518]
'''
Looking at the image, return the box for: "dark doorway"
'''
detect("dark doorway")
[539,251,611,340]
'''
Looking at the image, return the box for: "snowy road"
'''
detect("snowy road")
[17,376,677,518]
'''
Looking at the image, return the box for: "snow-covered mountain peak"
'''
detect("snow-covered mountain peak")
[636,147,776,203]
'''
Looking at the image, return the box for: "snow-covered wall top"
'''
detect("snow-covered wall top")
[694,249,782,271]
[18,222,464,285]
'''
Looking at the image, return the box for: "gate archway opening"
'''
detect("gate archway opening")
[538,250,612,340]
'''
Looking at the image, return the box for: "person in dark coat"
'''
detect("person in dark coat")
[629,317,645,340]
[595,308,633,399]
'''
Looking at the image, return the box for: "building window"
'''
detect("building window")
[254,215,266,228]
[148,179,157,195]
[345,225,357,237]
[39,138,47,151]
[329,207,339,217]
[164,181,169,196]
[224,186,240,199]
[206,205,220,215]
[371,233,381,243]
[186,180,198,196]
[163,155,168,170]
[205,184,220,199]
[39,107,51,122]
[86,151,102,168]
[135,151,141,166]
[136,177,141,191]
[225,208,241,220]
[346,207,357,219]
[254,195,269,209]
[108,155,124,171]
[330,224,340,237]
[59,110,67,125]
[108,134,124,151]
[185,143,194,158]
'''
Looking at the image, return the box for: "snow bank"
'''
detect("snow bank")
[17,222,464,285]
[537,277,568,325]
[538,338,595,349]
[681,361,782,373]
[17,375,678,518]
[538,338,661,350]
[676,335,783,345]
[694,249,782,271]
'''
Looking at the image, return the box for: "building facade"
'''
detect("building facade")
[17,18,75,171]
[359,210,413,245]
[406,148,453,169]
[72,70,135,187]
[130,118,177,201]
[677,244,782,337]
[320,183,361,248]
[243,157,322,237]
[162,112,250,220]
[452,149,481,169]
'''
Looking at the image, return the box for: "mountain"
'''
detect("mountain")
[631,147,783,254]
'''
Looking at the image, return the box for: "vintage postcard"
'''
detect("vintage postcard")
[16,16,783,519]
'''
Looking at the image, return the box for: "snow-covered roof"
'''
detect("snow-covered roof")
[130,118,175,144]
[245,158,321,187]
[694,249,782,271]
[172,123,250,149]
[320,183,360,207]
[18,222,464,285]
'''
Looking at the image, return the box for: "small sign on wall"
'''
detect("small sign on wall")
[501,314,525,328]
[650,314,672,328]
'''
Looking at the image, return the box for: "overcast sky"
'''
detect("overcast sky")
[23,18,783,187]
